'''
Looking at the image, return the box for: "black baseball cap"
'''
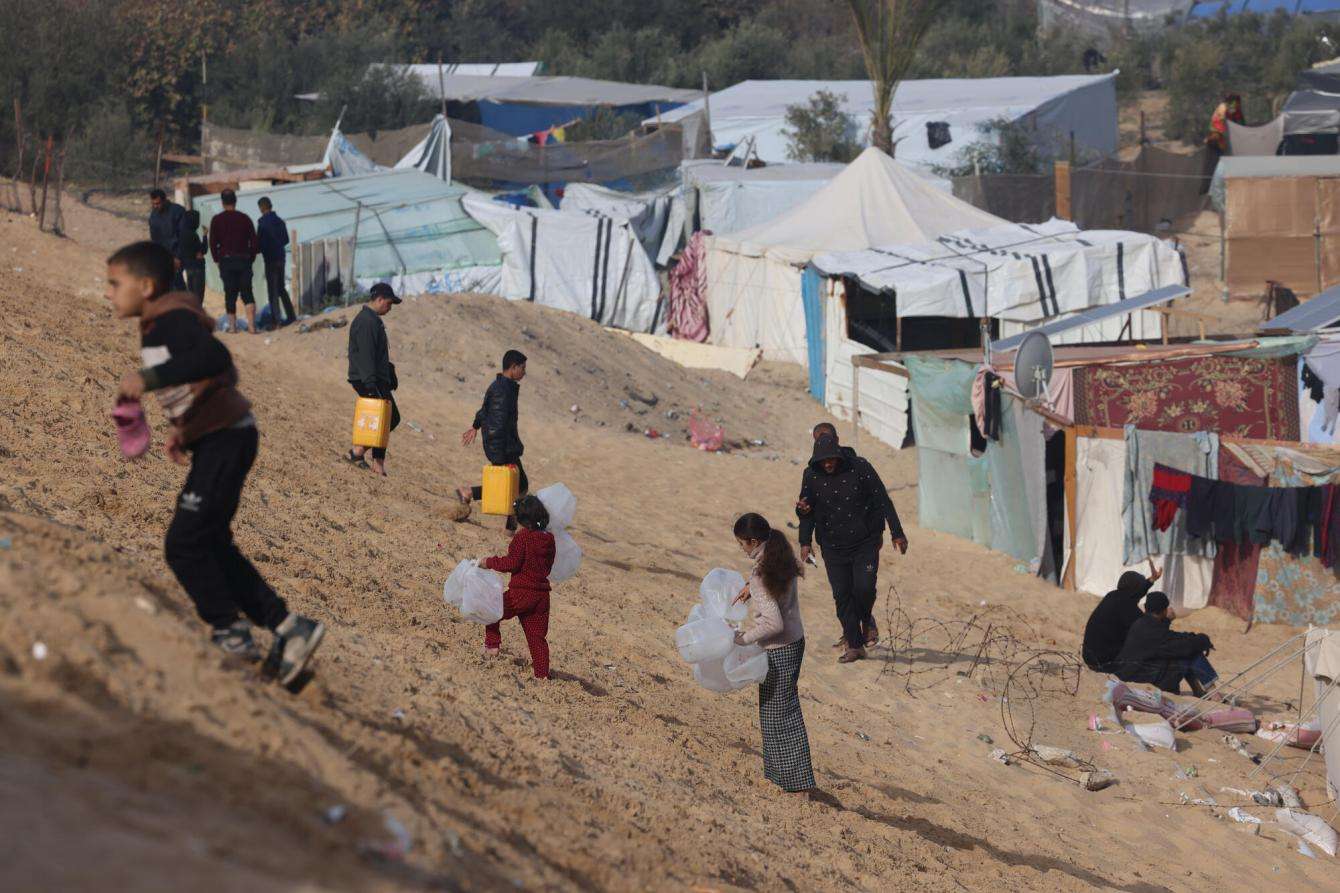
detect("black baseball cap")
[370,282,401,304]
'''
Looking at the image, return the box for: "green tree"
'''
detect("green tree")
[844,0,937,155]
[783,89,862,162]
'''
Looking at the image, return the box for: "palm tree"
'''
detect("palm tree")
[844,0,936,156]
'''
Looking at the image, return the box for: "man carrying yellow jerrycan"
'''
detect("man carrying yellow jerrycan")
[346,283,401,477]
[457,350,528,530]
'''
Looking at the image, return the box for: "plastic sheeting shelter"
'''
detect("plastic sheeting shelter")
[560,182,680,265]
[651,74,1118,179]
[681,161,843,235]
[702,148,1003,366]
[1211,156,1340,299]
[462,195,665,333]
[194,171,502,303]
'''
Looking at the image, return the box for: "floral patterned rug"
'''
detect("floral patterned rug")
[1073,355,1299,441]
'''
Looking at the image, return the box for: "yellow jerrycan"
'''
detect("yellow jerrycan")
[480,464,520,515]
[351,397,391,449]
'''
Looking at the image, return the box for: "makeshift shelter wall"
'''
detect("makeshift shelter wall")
[686,165,841,235]
[194,171,501,302]
[905,356,982,541]
[1224,173,1340,298]
[202,121,433,174]
[1303,627,1340,800]
[462,195,664,333]
[560,182,676,263]
[821,280,910,449]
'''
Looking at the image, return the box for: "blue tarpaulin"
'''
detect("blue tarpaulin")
[802,266,826,402]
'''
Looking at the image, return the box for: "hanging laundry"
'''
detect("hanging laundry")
[1123,427,1218,566]
[982,371,1003,442]
[1150,463,1191,532]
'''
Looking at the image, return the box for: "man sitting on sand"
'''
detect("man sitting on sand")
[1113,592,1219,696]
[1081,568,1161,673]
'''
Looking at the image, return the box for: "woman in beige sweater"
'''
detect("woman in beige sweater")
[731,513,814,793]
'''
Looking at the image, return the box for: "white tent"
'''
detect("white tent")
[560,183,679,265]
[323,115,453,180]
[681,160,843,235]
[1305,627,1340,800]
[651,74,1118,178]
[813,218,1185,342]
[463,195,665,334]
[702,147,1003,365]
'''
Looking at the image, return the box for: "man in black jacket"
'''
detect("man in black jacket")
[1113,592,1219,695]
[1081,568,1161,672]
[148,188,187,290]
[797,434,907,663]
[458,350,528,529]
[346,283,400,476]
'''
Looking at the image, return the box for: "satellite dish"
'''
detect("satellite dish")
[1014,331,1054,400]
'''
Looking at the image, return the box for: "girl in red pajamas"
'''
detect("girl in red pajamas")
[480,495,556,678]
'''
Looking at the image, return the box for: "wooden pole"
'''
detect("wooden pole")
[50,134,67,235]
[9,99,23,212]
[700,71,713,156]
[37,135,52,231]
[1054,161,1072,221]
[1139,110,1146,145]
[1062,425,1078,590]
[154,124,165,190]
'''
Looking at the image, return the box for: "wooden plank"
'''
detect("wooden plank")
[1054,161,1072,221]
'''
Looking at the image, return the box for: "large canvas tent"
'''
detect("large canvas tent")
[651,74,1118,178]
[194,170,502,304]
[701,148,1003,366]
[462,195,665,334]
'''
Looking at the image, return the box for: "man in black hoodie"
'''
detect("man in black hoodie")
[1081,568,1161,673]
[1113,592,1218,695]
[346,283,401,476]
[797,434,907,663]
[458,349,528,530]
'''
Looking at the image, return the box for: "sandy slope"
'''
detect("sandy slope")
[0,197,1335,891]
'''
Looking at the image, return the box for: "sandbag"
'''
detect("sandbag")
[551,528,582,584]
[442,559,478,608]
[723,644,769,685]
[676,616,735,664]
[700,568,747,623]
[536,483,577,530]
[459,564,505,624]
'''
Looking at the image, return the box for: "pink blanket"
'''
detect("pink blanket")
[1107,682,1257,733]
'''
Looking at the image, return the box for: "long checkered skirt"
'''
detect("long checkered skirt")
[758,639,815,792]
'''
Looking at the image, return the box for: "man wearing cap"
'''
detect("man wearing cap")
[796,434,907,664]
[1113,592,1218,696]
[346,283,401,476]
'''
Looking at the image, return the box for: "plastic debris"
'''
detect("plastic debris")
[1298,840,1316,858]
[1222,734,1261,764]
[323,805,348,825]
[1276,809,1339,856]
[134,596,157,615]
[1173,765,1198,781]
[569,404,579,413]
[1031,745,1084,768]
[644,428,661,439]
[1129,720,1176,750]
[1227,807,1261,825]
[977,734,994,745]
[31,641,47,661]
[855,731,871,742]
[405,421,423,433]
[391,708,406,721]
[688,411,724,452]
[1274,785,1304,809]
[989,748,1012,765]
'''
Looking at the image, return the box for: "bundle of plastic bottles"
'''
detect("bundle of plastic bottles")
[536,482,581,583]
[674,568,769,693]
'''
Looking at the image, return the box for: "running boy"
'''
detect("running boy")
[458,349,528,529]
[479,495,556,679]
[107,241,324,684]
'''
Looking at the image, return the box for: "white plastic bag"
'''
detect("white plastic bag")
[1129,719,1176,750]
[459,564,505,624]
[550,528,582,584]
[700,568,748,623]
[693,657,737,693]
[723,643,769,685]
[675,616,735,664]
[536,483,577,530]
[443,559,479,608]
[1276,809,1339,856]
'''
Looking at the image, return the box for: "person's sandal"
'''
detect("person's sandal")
[838,647,867,664]
[344,449,370,470]
[864,619,879,647]
[456,487,473,504]
[832,636,847,649]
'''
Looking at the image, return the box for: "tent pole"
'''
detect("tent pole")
[851,360,861,450]
[1062,425,1078,590]
[437,57,447,121]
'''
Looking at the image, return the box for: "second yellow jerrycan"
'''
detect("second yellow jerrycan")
[480,464,520,515]
[351,397,391,449]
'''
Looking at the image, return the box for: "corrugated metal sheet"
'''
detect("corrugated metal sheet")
[1262,284,1340,332]
[990,284,1190,351]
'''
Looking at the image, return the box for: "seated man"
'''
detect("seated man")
[1113,592,1218,696]
[1081,569,1160,673]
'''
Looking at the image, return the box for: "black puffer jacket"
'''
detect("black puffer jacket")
[797,436,904,556]
[473,374,522,464]
[1113,614,1213,693]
